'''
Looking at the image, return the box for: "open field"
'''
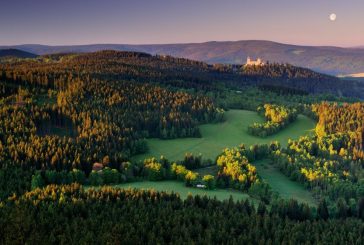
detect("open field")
[133,109,315,162]
[254,159,317,206]
[86,180,260,204]
[130,110,316,206]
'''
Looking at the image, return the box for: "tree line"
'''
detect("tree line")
[0,184,363,244]
[248,104,298,137]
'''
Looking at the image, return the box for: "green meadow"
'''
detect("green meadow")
[133,109,315,162]
[125,109,316,205]
[254,159,317,206]
[87,180,260,204]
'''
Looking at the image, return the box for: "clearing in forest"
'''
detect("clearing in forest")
[88,180,260,204]
[254,159,317,206]
[133,109,315,161]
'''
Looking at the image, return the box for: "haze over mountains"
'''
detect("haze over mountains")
[1,40,364,76]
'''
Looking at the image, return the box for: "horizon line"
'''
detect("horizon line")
[0,39,363,49]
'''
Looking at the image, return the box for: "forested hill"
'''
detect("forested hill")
[3,40,364,75]
[240,63,364,98]
[1,50,363,98]
[0,49,38,58]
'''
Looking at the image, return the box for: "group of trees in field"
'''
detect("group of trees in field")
[30,153,216,190]
[244,102,364,217]
[215,143,280,201]
[272,133,364,210]
[25,141,281,203]
[216,147,258,190]
[0,184,363,244]
[126,155,215,188]
[248,104,298,137]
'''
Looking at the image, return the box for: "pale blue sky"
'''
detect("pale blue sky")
[0,0,363,46]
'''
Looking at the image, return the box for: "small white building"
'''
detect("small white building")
[245,57,264,66]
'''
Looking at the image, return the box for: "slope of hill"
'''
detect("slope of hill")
[2,41,364,75]
[1,50,363,98]
[0,48,38,58]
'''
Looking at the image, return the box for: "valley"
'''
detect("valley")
[0,50,362,244]
[2,1,364,243]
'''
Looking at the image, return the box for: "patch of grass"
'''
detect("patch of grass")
[133,109,315,161]
[254,159,317,206]
[86,180,259,204]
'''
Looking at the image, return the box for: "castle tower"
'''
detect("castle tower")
[245,56,264,66]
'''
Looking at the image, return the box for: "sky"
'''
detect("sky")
[1,0,363,47]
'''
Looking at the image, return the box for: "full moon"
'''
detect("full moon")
[330,13,337,21]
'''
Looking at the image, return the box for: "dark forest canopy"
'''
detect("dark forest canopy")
[0,50,363,243]
[1,184,363,244]
[1,50,363,98]
[0,49,38,59]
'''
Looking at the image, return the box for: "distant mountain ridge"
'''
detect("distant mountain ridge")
[1,40,364,75]
[0,48,38,58]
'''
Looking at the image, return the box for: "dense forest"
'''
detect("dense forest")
[0,51,363,243]
[1,50,364,98]
[240,63,364,98]
[1,184,363,244]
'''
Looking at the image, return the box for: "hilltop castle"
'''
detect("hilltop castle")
[245,57,264,66]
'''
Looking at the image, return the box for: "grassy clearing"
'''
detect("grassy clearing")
[129,110,315,205]
[86,180,259,204]
[254,159,317,206]
[133,109,315,162]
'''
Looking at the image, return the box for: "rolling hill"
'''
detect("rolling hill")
[1,50,364,98]
[2,41,364,75]
[0,49,38,58]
